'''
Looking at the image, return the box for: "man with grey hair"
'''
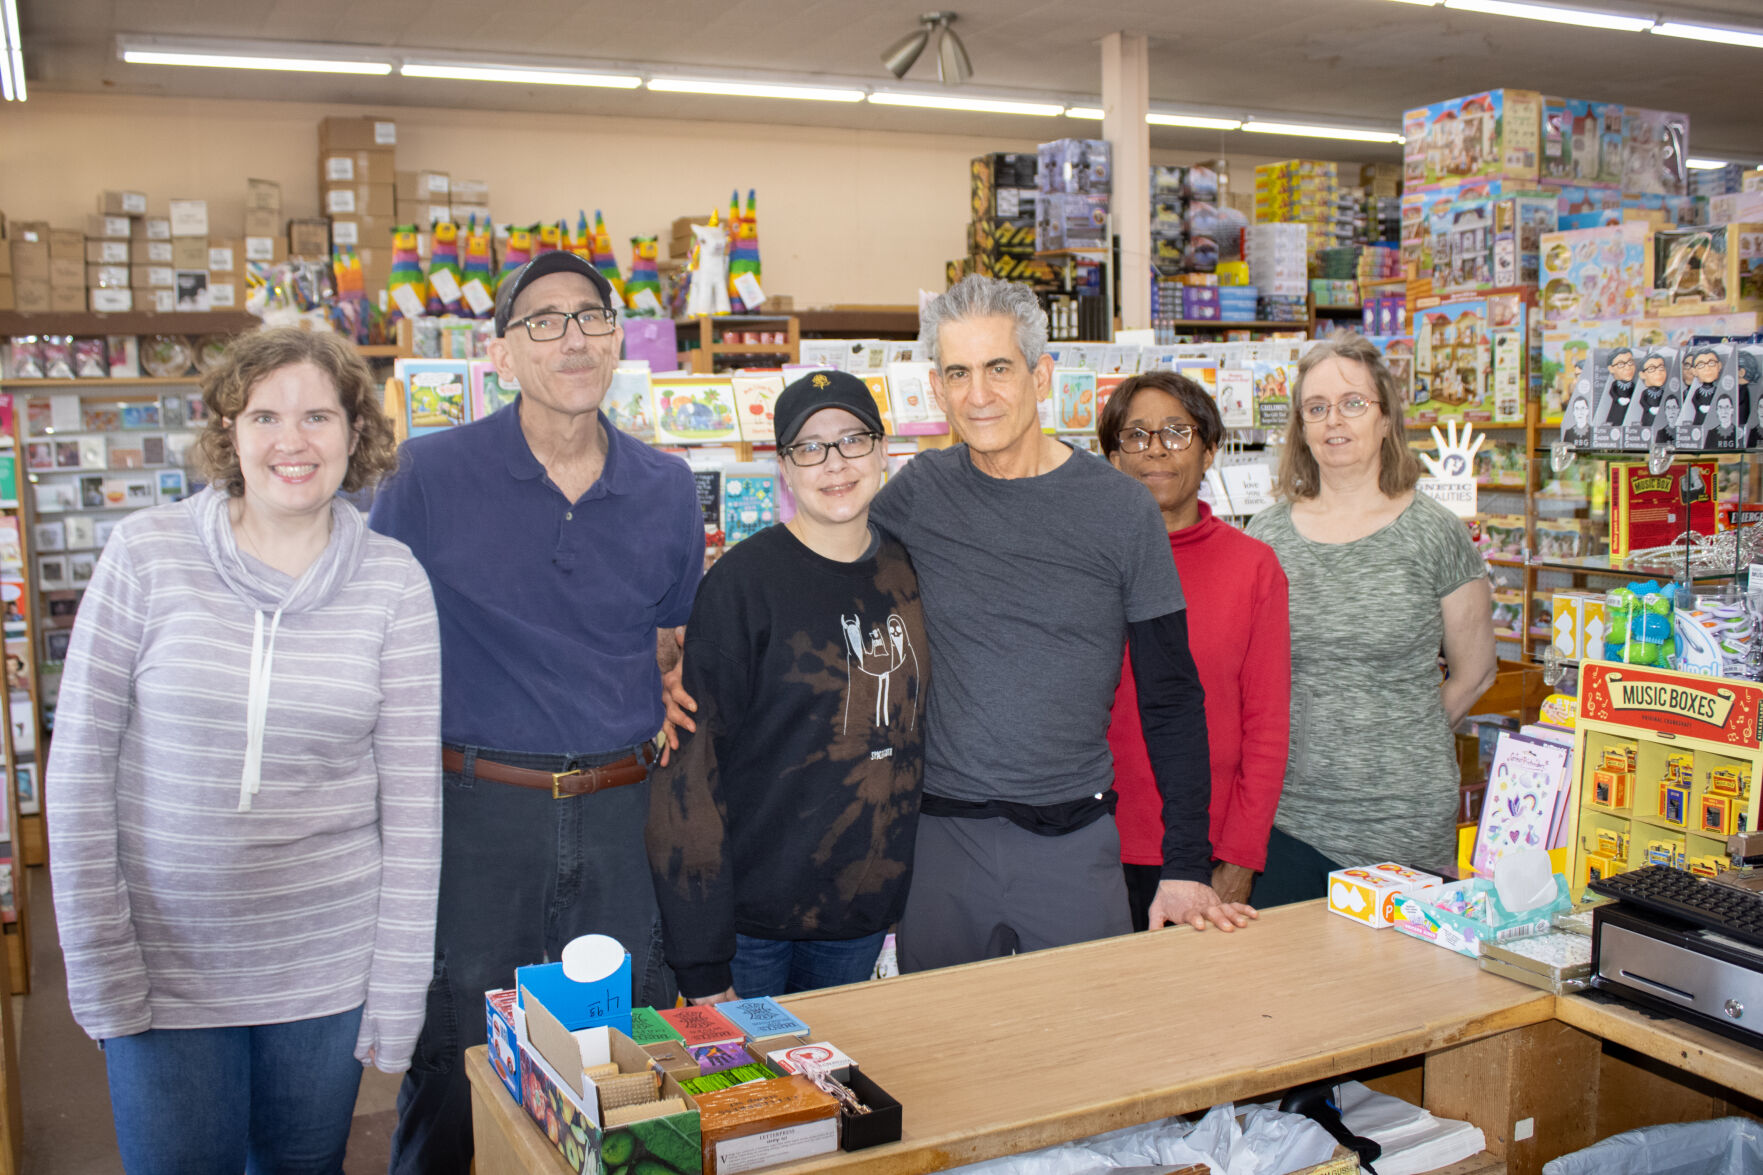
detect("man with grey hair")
[868,274,1252,971]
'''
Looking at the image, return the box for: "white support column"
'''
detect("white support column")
[1101,31,1150,331]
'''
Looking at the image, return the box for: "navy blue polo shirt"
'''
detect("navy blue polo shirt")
[369,398,704,754]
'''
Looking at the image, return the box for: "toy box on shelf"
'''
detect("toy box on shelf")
[1565,661,1763,899]
[1404,89,1544,192]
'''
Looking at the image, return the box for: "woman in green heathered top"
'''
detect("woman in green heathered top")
[1247,334,1496,905]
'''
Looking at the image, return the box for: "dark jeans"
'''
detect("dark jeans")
[387,745,672,1175]
[104,1005,364,1175]
[730,931,888,998]
[1250,826,1343,908]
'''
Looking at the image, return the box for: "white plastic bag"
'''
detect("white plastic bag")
[1543,1118,1763,1175]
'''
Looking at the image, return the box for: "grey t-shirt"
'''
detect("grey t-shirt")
[1247,493,1487,872]
[870,444,1183,804]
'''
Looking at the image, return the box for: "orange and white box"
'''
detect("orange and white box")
[1327,863,1444,928]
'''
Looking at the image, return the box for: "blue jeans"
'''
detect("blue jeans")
[388,745,672,1175]
[103,1005,364,1175]
[730,931,887,998]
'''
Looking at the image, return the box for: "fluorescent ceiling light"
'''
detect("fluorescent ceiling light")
[869,91,1064,116]
[402,62,639,87]
[1382,0,1443,5]
[123,49,391,74]
[1688,158,1731,170]
[2,0,22,101]
[1065,106,1104,119]
[1148,112,1242,129]
[648,77,863,101]
[1441,0,1653,31]
[1654,21,1763,49]
[1242,120,1404,143]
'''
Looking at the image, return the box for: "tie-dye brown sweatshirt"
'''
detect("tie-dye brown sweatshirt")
[646,523,928,998]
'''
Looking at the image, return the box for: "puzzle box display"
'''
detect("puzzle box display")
[1646,224,1763,319]
[1411,299,1490,423]
[1622,107,1691,197]
[1404,89,1544,192]
[1542,96,1624,189]
[1539,222,1651,326]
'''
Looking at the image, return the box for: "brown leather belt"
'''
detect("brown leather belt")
[442,743,656,799]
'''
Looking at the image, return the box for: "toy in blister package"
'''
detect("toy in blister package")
[1673,342,1737,450]
[1737,343,1763,448]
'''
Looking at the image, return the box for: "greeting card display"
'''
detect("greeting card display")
[1054,369,1097,434]
[1473,732,1573,877]
[601,366,655,443]
[396,359,468,436]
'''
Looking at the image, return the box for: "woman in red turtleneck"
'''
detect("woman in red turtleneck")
[1099,372,1291,930]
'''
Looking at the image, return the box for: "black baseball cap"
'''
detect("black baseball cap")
[493,251,617,337]
[774,370,886,448]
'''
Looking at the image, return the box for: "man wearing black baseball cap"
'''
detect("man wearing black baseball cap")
[647,369,928,1005]
[372,250,705,1174]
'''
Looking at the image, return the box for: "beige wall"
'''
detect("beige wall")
[0,92,1293,307]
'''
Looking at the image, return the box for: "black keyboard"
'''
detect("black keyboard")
[1588,865,1763,949]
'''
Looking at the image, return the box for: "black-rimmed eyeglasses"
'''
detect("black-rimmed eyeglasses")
[781,433,882,465]
[508,308,619,341]
[1116,425,1195,452]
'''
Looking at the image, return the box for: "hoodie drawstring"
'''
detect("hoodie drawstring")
[238,606,285,812]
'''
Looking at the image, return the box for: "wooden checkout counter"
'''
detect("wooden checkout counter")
[467,900,1763,1175]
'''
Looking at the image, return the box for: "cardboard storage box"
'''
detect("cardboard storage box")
[48,229,83,260]
[318,115,396,150]
[321,149,395,187]
[134,265,174,288]
[48,257,83,288]
[168,199,209,237]
[323,184,394,219]
[0,277,14,311]
[84,213,132,240]
[85,239,129,265]
[243,207,281,239]
[396,169,451,201]
[207,240,240,274]
[288,219,330,258]
[245,177,282,211]
[131,216,171,241]
[86,264,129,288]
[329,215,395,249]
[97,189,148,216]
[134,287,175,313]
[12,277,48,311]
[209,281,238,309]
[129,239,172,265]
[171,237,209,270]
[49,285,84,311]
[245,235,288,264]
[452,177,490,203]
[395,201,451,228]
[89,287,133,313]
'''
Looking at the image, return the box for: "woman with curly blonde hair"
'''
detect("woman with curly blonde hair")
[48,327,443,1174]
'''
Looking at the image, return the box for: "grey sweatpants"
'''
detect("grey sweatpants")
[897,813,1132,972]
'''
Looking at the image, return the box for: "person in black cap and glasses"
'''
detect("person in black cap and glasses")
[371,251,705,1175]
[647,371,927,1003]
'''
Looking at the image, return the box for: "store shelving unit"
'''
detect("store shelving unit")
[676,314,799,374]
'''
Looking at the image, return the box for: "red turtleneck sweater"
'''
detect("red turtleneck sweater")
[1107,503,1290,871]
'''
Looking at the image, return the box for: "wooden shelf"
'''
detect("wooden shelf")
[1,377,199,389]
[796,307,919,337]
[1163,319,1306,331]
[0,310,257,336]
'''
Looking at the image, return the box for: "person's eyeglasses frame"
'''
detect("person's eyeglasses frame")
[781,431,883,466]
[508,307,620,342]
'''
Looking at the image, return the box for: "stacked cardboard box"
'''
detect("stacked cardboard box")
[450,178,490,228]
[84,211,133,311]
[395,170,449,229]
[129,213,174,312]
[320,117,394,291]
[8,222,48,311]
